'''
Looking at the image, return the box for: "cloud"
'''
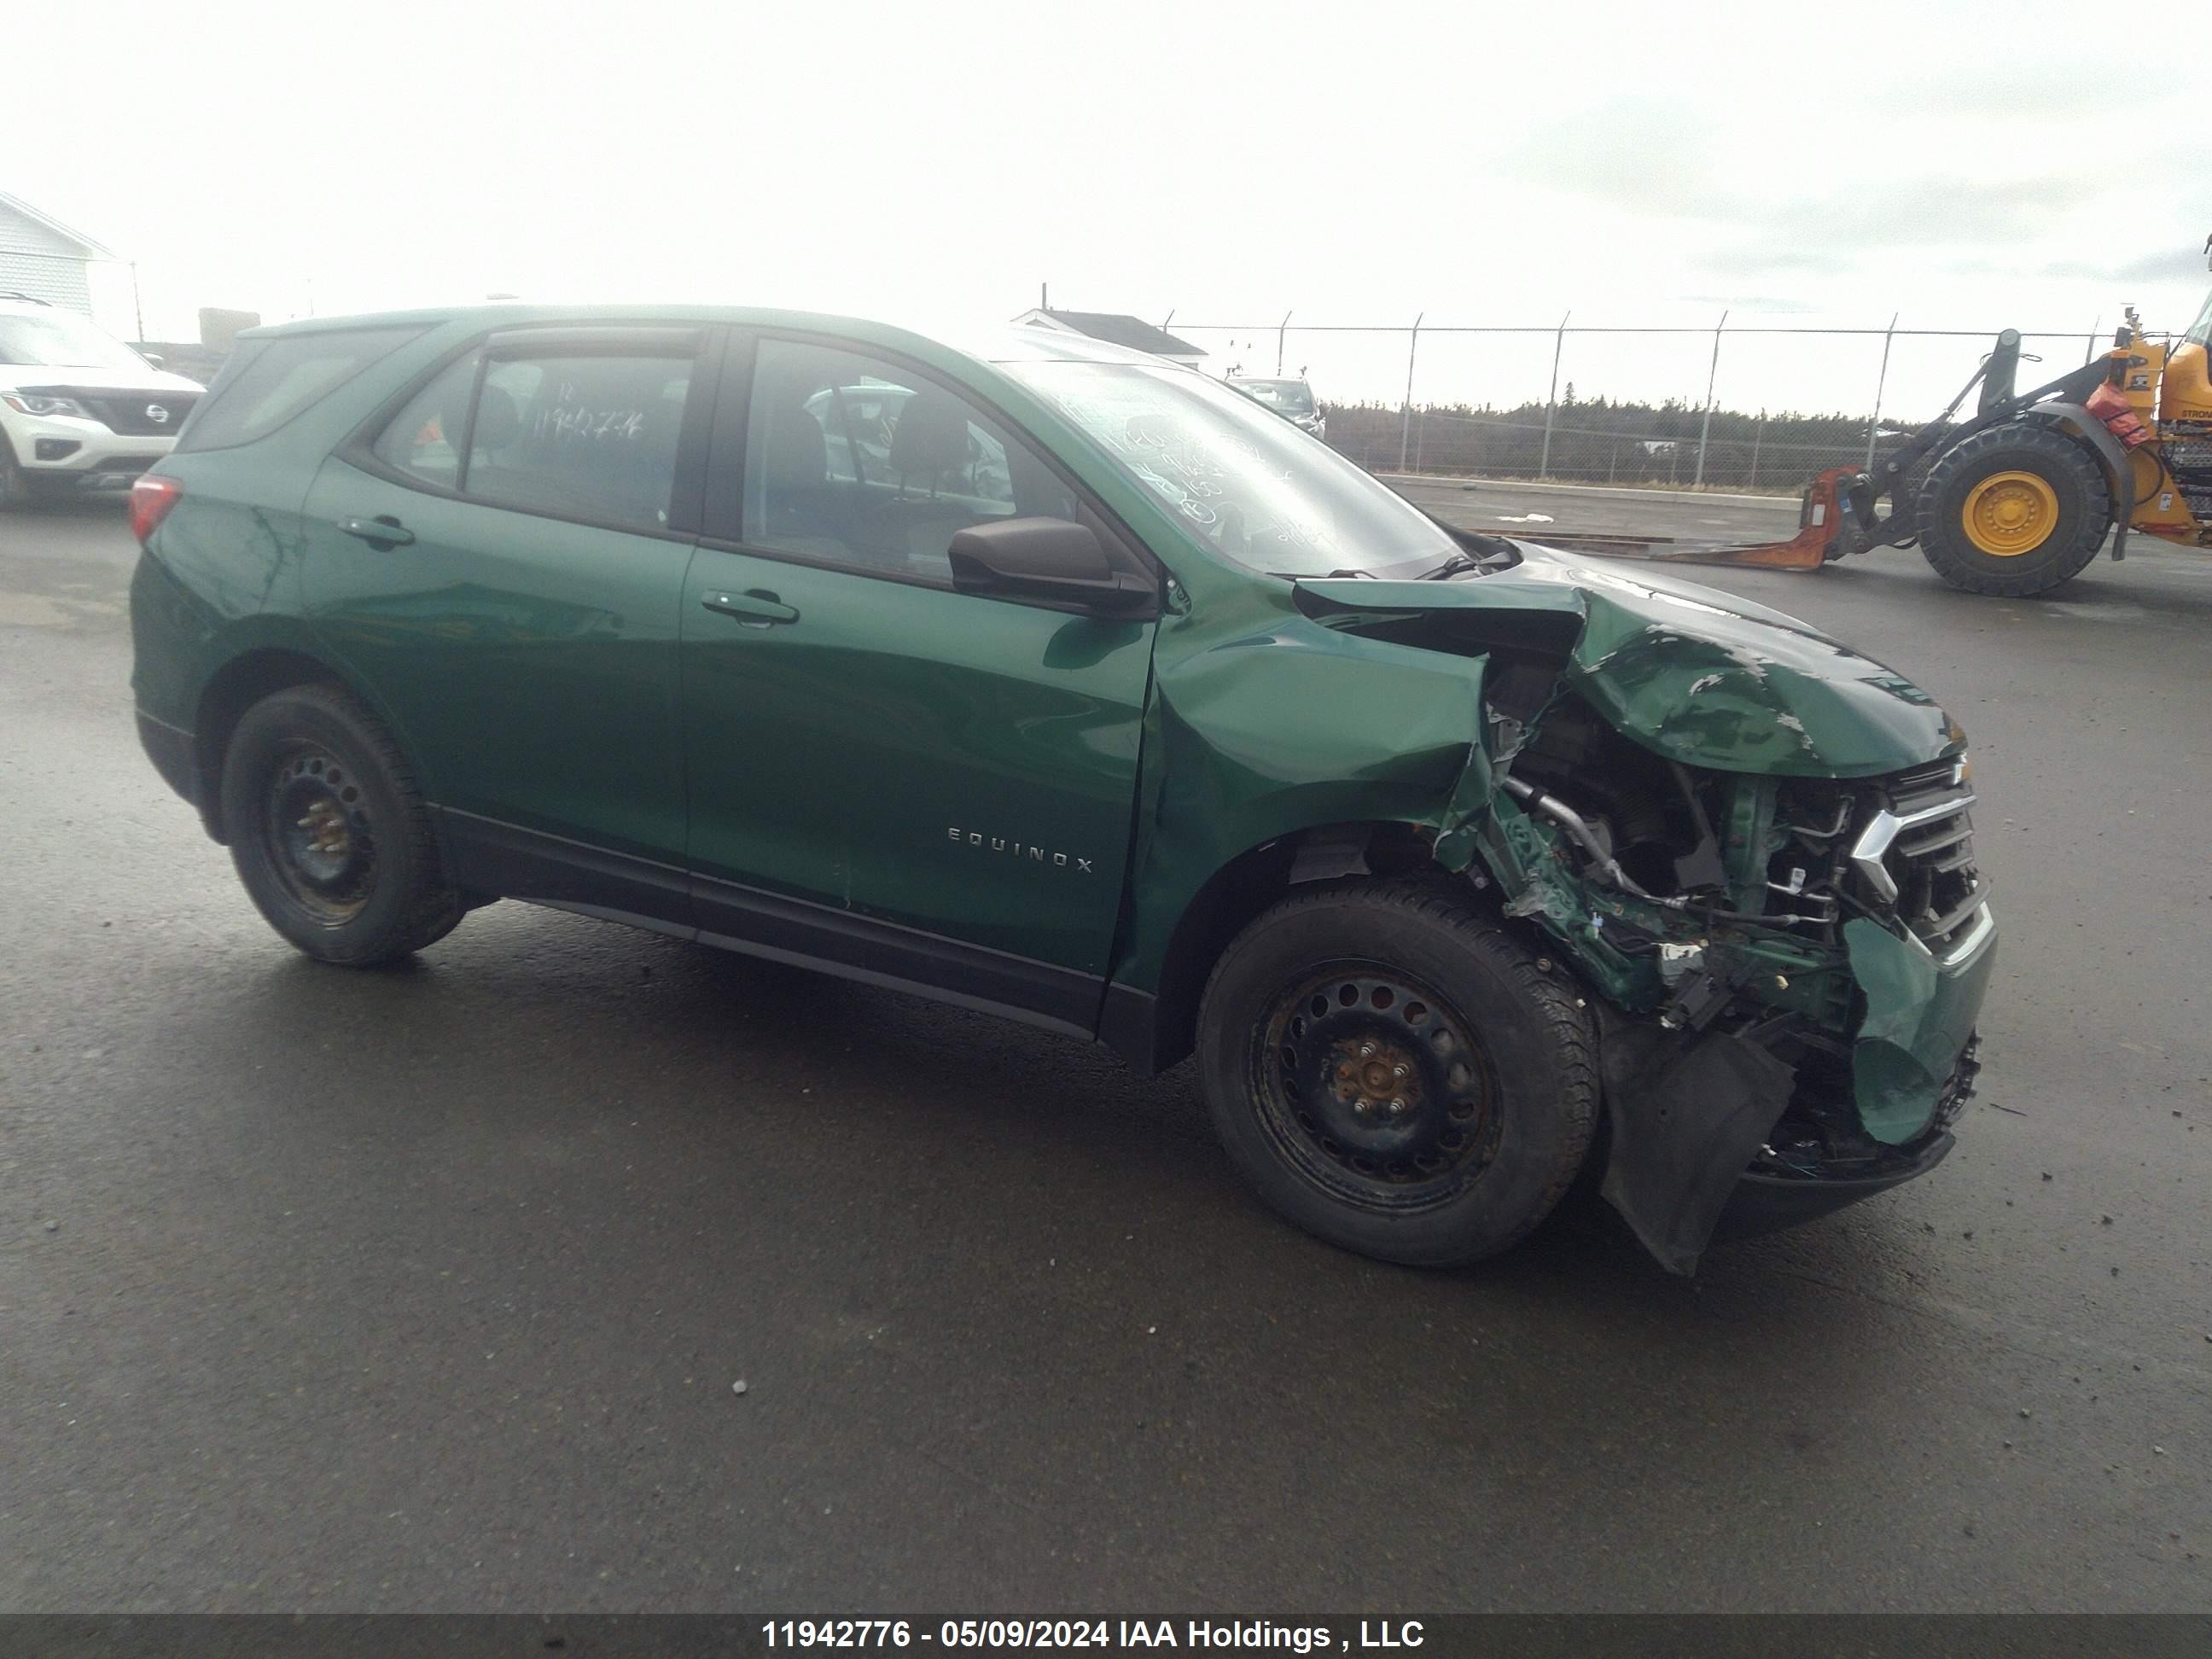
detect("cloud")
[1692,247,1860,279]
[1506,102,2104,265]
[1863,64,2139,121]
[2110,247,2210,283]
[1670,293,1821,313]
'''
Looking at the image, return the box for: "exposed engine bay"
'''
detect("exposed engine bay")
[1470,690,1987,1265]
[1297,582,1994,1272]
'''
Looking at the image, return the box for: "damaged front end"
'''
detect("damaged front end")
[1296,553,1995,1273]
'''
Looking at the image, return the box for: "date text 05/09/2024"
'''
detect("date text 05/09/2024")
[761,1622,1428,1652]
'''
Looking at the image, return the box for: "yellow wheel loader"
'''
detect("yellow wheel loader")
[1565,239,2212,597]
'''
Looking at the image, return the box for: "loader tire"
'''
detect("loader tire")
[1915,422,2110,597]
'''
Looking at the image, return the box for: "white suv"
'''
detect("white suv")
[0,294,204,509]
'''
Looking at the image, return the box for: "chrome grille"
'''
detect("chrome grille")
[67,389,200,437]
[1850,762,1985,951]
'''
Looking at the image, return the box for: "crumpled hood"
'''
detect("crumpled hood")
[1294,541,1962,778]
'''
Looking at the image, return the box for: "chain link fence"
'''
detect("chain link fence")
[1167,317,2158,493]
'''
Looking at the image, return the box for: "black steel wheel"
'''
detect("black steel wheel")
[220,683,464,964]
[259,741,379,925]
[1254,963,1504,1213]
[1198,882,1599,1266]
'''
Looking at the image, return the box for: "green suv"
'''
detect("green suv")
[129,306,1994,1273]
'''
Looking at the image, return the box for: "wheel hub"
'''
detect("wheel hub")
[265,746,376,923]
[1258,966,1500,1202]
[1330,1035,1419,1121]
[1961,469,2058,556]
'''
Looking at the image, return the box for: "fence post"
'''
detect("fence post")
[1276,311,1292,375]
[1750,411,1764,491]
[1865,311,1898,469]
[1396,313,1423,474]
[1537,310,1570,480]
[1692,310,1727,489]
[130,261,145,343]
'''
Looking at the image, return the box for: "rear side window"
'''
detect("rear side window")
[372,352,479,487]
[176,325,423,452]
[364,345,694,532]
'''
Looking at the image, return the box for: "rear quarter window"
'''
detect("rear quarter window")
[175,325,425,452]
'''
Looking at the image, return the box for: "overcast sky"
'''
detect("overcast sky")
[18,0,2211,418]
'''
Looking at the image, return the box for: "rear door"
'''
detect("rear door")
[679,332,1158,1030]
[300,323,717,924]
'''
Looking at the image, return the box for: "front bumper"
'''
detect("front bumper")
[1714,1130,1955,1242]
[1596,906,1994,1275]
[9,413,177,491]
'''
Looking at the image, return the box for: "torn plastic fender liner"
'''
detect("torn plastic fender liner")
[1843,915,1998,1144]
[1429,736,1493,873]
[1593,1010,1797,1276]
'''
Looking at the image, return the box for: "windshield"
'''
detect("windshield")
[2187,284,2212,349]
[1003,359,1457,578]
[1232,378,1315,415]
[0,310,148,372]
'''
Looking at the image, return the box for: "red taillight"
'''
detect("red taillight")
[129,474,183,544]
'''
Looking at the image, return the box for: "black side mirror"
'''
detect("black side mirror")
[947,517,1154,614]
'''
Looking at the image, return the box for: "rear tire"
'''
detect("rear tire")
[219,683,465,965]
[1196,882,1598,1267]
[1915,422,2110,596]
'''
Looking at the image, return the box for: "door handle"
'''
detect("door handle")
[341,515,416,547]
[701,589,800,627]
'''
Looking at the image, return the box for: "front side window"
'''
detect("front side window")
[743,339,1071,582]
[1004,358,1457,578]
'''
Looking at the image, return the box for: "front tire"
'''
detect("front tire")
[1915,422,2110,596]
[1197,882,1599,1267]
[219,683,464,964]
[0,433,36,511]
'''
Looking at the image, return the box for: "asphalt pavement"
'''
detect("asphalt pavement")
[2,482,2208,1613]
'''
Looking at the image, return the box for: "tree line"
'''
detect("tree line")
[1318,391,1888,489]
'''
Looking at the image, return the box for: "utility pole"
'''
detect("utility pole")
[1537,310,1570,480]
[1866,312,1898,469]
[1692,310,1726,489]
[1396,313,1423,474]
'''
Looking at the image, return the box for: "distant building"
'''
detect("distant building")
[0,191,114,316]
[1011,307,1207,369]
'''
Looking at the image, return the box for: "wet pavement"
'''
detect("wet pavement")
[2,486,2207,1612]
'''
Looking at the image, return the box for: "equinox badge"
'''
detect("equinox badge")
[947,827,1093,873]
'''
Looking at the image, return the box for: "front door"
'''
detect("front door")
[679,334,1157,1030]
[300,325,713,923]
